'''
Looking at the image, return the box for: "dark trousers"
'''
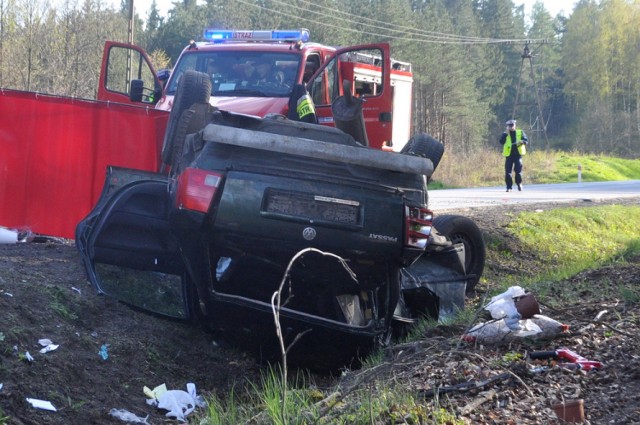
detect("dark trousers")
[504,156,523,189]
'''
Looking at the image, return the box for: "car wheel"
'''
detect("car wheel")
[400,133,445,171]
[432,214,485,293]
[173,102,218,177]
[161,70,211,166]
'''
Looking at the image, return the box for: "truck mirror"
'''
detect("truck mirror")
[130,79,144,102]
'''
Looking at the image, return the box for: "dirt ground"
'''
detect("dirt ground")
[1,199,639,424]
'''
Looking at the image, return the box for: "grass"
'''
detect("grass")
[432,150,640,188]
[505,205,640,284]
[494,205,640,312]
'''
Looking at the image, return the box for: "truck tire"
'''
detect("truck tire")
[432,215,485,293]
[400,133,445,171]
[161,70,212,166]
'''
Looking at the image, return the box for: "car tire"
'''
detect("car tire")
[432,214,485,293]
[161,70,212,166]
[400,133,445,171]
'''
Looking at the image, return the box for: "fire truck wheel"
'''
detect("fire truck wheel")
[432,215,485,294]
[400,133,445,171]
[161,70,212,166]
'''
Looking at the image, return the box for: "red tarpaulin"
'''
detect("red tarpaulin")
[0,89,169,239]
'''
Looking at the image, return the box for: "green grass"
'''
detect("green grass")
[485,205,640,309]
[508,205,640,277]
[432,150,640,188]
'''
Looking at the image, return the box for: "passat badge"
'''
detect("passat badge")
[302,227,316,240]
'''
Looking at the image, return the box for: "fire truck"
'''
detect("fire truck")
[99,29,414,151]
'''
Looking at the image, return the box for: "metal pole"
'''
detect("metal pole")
[126,0,134,93]
[127,0,134,44]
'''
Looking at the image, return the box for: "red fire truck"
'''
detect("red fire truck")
[99,29,414,150]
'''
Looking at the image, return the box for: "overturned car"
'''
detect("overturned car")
[76,69,484,371]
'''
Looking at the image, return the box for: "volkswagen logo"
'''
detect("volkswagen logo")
[302,227,316,241]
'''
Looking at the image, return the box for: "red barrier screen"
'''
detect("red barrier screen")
[0,89,169,238]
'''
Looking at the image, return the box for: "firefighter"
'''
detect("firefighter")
[499,119,528,192]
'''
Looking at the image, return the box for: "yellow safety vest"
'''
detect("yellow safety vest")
[503,129,527,156]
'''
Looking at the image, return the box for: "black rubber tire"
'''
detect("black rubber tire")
[169,108,196,176]
[432,214,485,293]
[161,70,211,165]
[400,133,445,172]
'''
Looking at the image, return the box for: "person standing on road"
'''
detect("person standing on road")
[499,119,528,192]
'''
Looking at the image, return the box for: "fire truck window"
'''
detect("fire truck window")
[303,55,320,83]
[105,46,156,102]
[309,59,336,106]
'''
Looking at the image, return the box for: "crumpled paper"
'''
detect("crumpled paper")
[38,338,59,354]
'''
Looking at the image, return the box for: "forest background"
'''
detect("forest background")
[1,0,639,159]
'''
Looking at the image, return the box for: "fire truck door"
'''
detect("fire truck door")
[98,41,162,106]
[307,44,392,150]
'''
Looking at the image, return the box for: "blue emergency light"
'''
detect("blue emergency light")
[203,29,310,43]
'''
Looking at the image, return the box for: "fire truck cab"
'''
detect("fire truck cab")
[98,29,413,150]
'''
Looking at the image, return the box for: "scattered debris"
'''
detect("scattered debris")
[143,383,167,401]
[144,383,205,421]
[39,344,59,354]
[109,408,150,424]
[0,226,33,244]
[38,338,59,354]
[24,351,34,363]
[484,286,527,329]
[99,344,109,360]
[0,227,18,244]
[26,398,57,411]
[529,348,603,371]
[551,399,585,423]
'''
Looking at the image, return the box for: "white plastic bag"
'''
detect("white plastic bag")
[484,286,526,330]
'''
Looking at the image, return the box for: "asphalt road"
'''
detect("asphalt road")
[428,180,640,211]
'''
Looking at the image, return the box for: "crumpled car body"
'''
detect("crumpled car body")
[76,91,482,373]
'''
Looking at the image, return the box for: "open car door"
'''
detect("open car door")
[97,41,163,106]
[307,43,393,150]
[75,167,190,320]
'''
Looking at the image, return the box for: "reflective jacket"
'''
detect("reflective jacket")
[503,129,527,157]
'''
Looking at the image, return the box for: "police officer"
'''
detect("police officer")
[499,119,528,192]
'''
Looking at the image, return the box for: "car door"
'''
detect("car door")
[75,166,190,319]
[307,43,393,150]
[98,41,163,105]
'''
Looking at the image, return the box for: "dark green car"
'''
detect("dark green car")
[76,72,484,371]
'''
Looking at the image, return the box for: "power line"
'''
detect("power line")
[234,0,548,45]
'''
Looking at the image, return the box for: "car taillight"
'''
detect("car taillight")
[405,206,432,249]
[176,168,222,213]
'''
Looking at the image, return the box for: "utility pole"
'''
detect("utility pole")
[126,0,135,93]
[127,0,135,44]
[511,42,549,150]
